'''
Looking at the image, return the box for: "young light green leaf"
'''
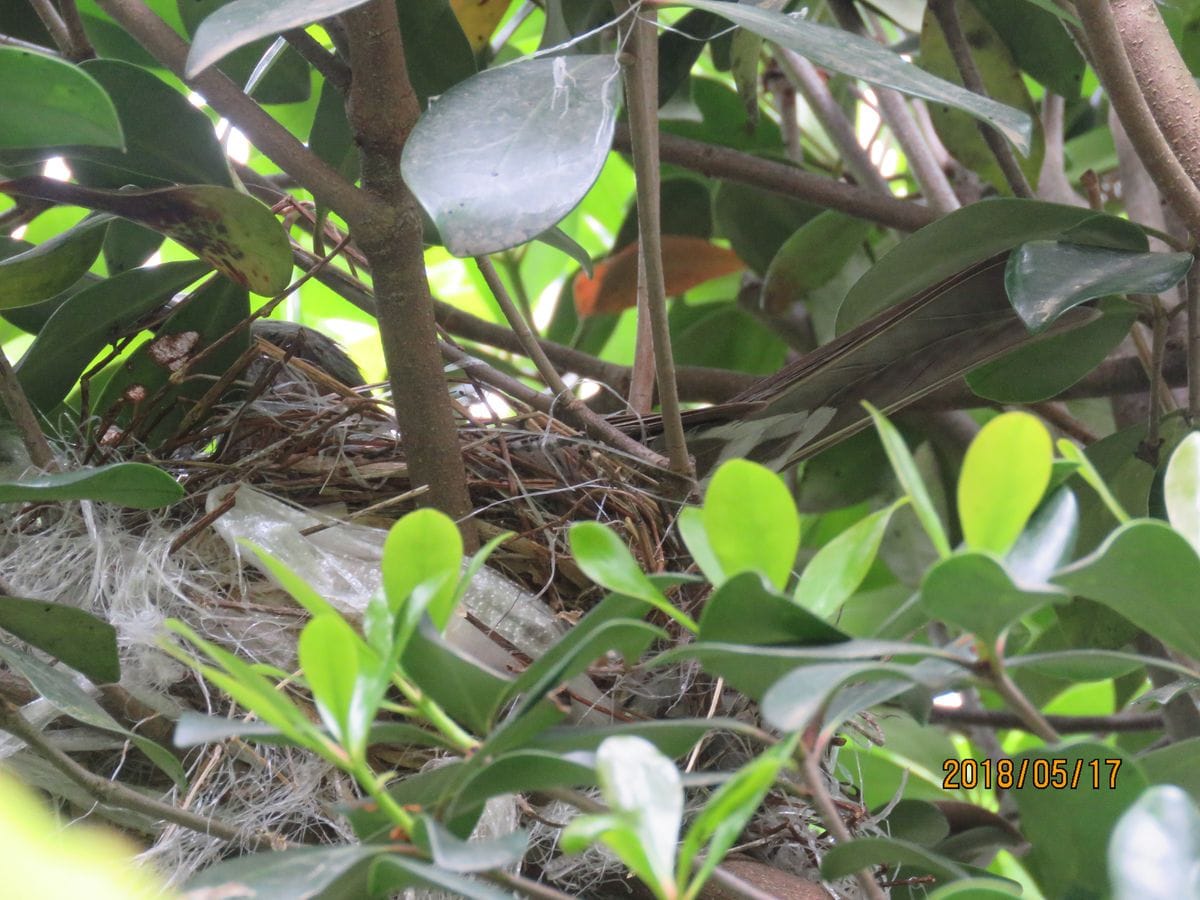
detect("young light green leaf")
[298,615,369,758]
[0,47,123,150]
[569,522,699,632]
[402,56,622,256]
[676,507,725,585]
[563,736,683,900]
[0,463,183,509]
[1057,438,1130,524]
[451,529,513,613]
[702,459,800,590]
[865,403,951,558]
[240,540,341,620]
[793,499,906,618]
[958,412,1053,555]
[1165,432,1200,555]
[663,0,1032,152]
[382,508,463,628]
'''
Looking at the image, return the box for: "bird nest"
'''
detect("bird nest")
[0,330,868,897]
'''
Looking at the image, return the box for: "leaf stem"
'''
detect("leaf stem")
[983,645,1061,743]
[392,673,478,754]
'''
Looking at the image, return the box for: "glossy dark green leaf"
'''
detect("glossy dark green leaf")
[836,200,1145,333]
[1140,739,1200,806]
[0,177,291,295]
[1053,520,1200,660]
[402,55,621,257]
[185,845,378,897]
[103,219,165,274]
[670,0,1031,151]
[654,639,966,699]
[186,0,372,76]
[414,817,527,873]
[658,10,725,106]
[795,428,891,512]
[1109,785,1200,899]
[883,799,950,846]
[972,0,1085,96]
[919,0,1043,194]
[820,835,971,882]
[670,303,787,376]
[712,179,819,275]
[1006,241,1192,332]
[308,77,358,182]
[0,596,119,684]
[0,463,183,509]
[447,750,595,815]
[0,642,185,787]
[761,212,872,314]
[0,215,109,309]
[72,59,228,188]
[663,78,784,154]
[368,854,514,900]
[967,296,1137,402]
[16,260,210,413]
[1011,743,1146,898]
[699,572,849,645]
[920,552,1065,642]
[0,47,123,150]
[1004,487,1078,586]
[958,412,1052,555]
[396,0,477,107]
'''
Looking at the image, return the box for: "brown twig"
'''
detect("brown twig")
[929,706,1164,732]
[56,0,95,61]
[283,27,350,92]
[0,346,55,470]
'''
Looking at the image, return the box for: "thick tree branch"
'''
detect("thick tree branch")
[341,0,474,530]
[95,0,368,222]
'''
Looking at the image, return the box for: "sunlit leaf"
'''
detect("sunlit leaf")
[702,460,800,590]
[0,215,109,310]
[0,47,123,150]
[1165,432,1200,555]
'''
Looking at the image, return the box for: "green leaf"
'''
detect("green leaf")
[569,522,698,632]
[699,572,848,646]
[919,0,1043,194]
[761,661,938,733]
[680,741,792,896]
[66,59,232,188]
[395,0,477,108]
[186,0,373,77]
[1165,431,1200,555]
[174,711,454,751]
[958,412,1052,555]
[400,621,508,734]
[298,615,376,758]
[0,642,185,788]
[928,878,1022,898]
[0,177,292,296]
[702,459,800,590]
[402,55,622,257]
[667,0,1032,152]
[676,506,724,584]
[0,214,109,309]
[0,463,183,509]
[1053,520,1200,660]
[413,816,528,873]
[1005,487,1078,585]
[836,200,1145,333]
[185,845,379,897]
[16,260,210,413]
[563,736,682,900]
[1109,786,1200,900]
[967,296,1137,403]
[866,403,951,558]
[793,500,905,618]
[1140,739,1200,806]
[0,47,123,150]
[820,835,971,882]
[1011,743,1147,898]
[0,596,119,685]
[240,541,341,620]
[534,717,763,757]
[382,508,462,629]
[1006,242,1193,332]
[972,0,1084,96]
[920,552,1065,642]
[368,856,512,900]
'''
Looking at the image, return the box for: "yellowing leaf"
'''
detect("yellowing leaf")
[450,0,512,51]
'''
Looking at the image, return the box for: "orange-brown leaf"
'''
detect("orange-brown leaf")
[573,235,745,317]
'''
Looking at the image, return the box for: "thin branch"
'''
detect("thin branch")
[985,653,1061,743]
[624,126,939,232]
[0,697,288,851]
[613,0,692,477]
[927,0,1033,198]
[474,257,672,469]
[56,0,95,61]
[283,27,351,92]
[95,0,368,222]
[800,748,887,900]
[27,0,73,57]
[1074,0,1200,238]
[0,346,55,470]
[773,48,890,194]
[826,0,960,214]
